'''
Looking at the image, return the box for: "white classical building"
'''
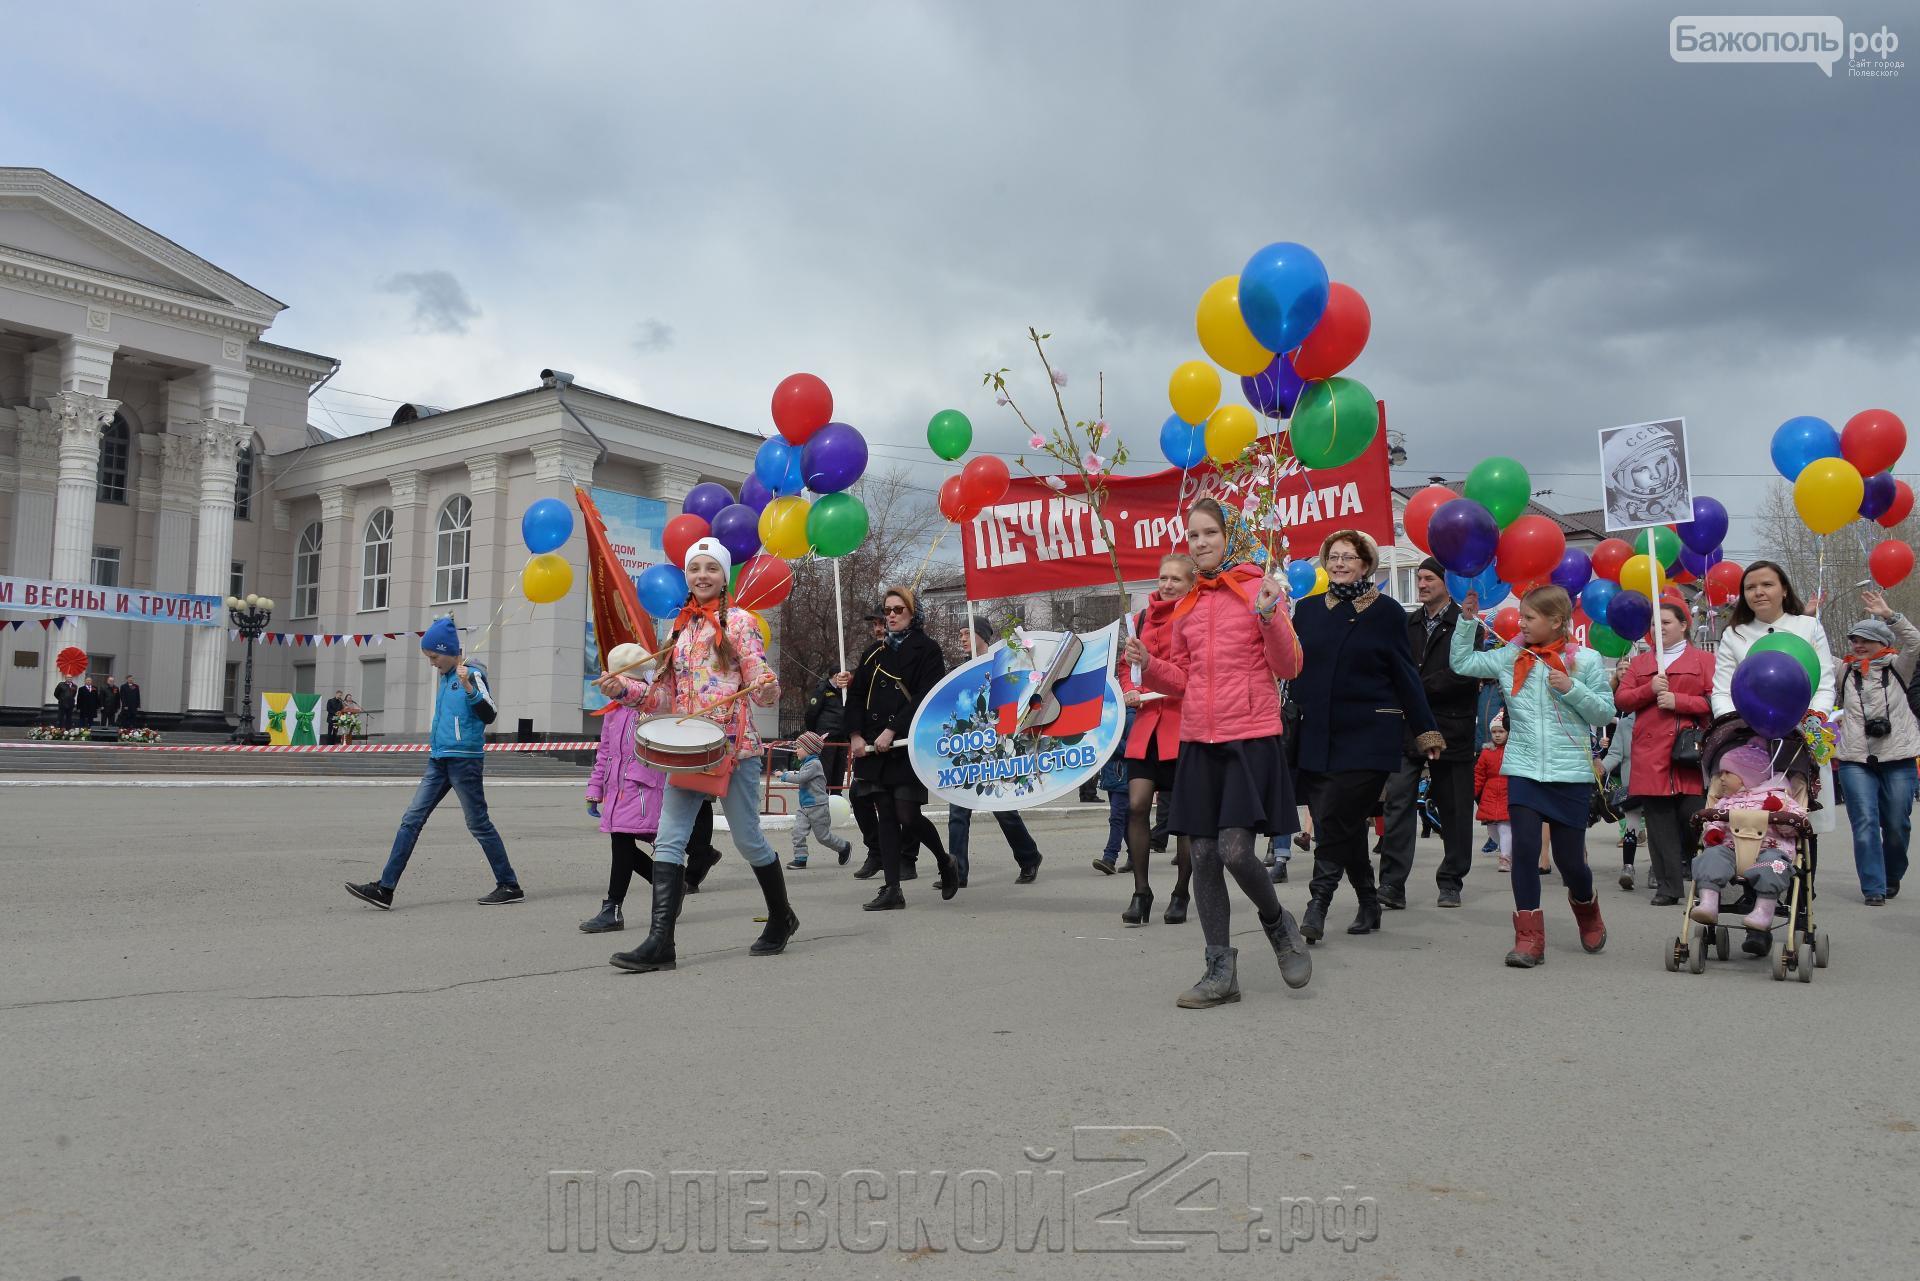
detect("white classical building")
[0,168,763,738]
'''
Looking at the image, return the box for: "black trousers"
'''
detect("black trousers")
[1379,756,1476,895]
[1302,769,1389,906]
[1639,793,1704,899]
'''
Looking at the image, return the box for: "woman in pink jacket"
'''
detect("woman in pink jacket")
[1124,498,1313,1009]
[580,642,669,933]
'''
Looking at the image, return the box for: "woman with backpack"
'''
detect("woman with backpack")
[1834,589,1920,905]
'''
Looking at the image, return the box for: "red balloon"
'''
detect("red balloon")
[1704,559,1745,607]
[1591,538,1634,583]
[1494,515,1567,585]
[1290,282,1372,380]
[960,456,1012,510]
[1669,568,1695,584]
[1402,485,1458,555]
[732,554,794,611]
[938,474,976,523]
[770,373,833,446]
[662,513,710,568]
[1878,478,1915,528]
[1490,607,1522,642]
[1842,409,1907,477]
[1870,539,1916,588]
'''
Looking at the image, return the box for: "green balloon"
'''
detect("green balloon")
[807,491,869,558]
[1749,632,1820,690]
[927,409,973,462]
[1464,456,1532,529]
[1288,376,1379,470]
[1633,525,1682,568]
[1587,623,1633,658]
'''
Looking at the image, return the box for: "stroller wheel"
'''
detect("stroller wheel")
[1714,926,1731,962]
[1796,940,1814,983]
[1687,924,1708,974]
[1771,941,1789,982]
[1815,929,1831,969]
[1665,936,1682,972]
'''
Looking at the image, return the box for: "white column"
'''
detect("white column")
[315,484,354,698]
[143,434,199,714]
[384,470,427,733]
[59,334,117,398]
[185,420,248,716]
[7,409,59,707]
[44,391,117,701]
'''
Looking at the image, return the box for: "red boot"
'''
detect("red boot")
[1505,909,1545,968]
[1569,892,1607,953]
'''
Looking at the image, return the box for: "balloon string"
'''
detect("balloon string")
[909,527,950,597]
[464,594,526,657]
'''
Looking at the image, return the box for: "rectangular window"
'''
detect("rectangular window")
[11,651,38,669]
[234,445,253,522]
[230,561,245,601]
[91,546,121,588]
[223,662,240,715]
[97,420,129,504]
[294,663,316,696]
[359,658,386,714]
[87,655,114,679]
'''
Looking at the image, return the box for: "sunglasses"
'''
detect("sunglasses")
[883,605,909,615]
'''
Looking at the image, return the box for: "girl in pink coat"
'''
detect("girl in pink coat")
[1124,498,1314,1009]
[580,642,668,933]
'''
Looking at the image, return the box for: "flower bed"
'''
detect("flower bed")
[118,728,163,744]
[28,725,93,742]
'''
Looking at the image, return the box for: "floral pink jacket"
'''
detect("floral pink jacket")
[614,608,780,761]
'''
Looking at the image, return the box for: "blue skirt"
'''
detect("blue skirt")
[1168,736,1300,839]
[1508,777,1592,830]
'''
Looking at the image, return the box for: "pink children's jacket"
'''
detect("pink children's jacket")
[586,701,666,836]
[1141,564,1304,744]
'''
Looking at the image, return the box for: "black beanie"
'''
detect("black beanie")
[1419,557,1446,579]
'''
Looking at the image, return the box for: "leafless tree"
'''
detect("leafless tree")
[1752,481,1920,653]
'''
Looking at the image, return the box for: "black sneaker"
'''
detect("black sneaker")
[1378,886,1407,911]
[346,881,393,910]
[898,862,918,882]
[1437,888,1462,908]
[1015,855,1041,884]
[786,857,809,870]
[478,884,525,905]
[1866,893,1887,906]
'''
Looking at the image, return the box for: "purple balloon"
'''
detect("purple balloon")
[1731,650,1813,740]
[1240,353,1306,420]
[738,473,774,513]
[683,482,734,524]
[1427,498,1500,576]
[1676,496,1729,555]
[1607,589,1653,642]
[1677,544,1723,577]
[709,502,762,562]
[801,421,869,494]
[1860,470,1897,521]
[1550,547,1593,595]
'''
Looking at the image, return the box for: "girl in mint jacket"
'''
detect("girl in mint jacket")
[1451,585,1615,968]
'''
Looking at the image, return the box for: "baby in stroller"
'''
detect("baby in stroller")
[1688,741,1812,932]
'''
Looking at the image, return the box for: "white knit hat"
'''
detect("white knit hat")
[683,536,732,580]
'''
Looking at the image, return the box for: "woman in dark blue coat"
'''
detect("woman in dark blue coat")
[1290,530,1445,940]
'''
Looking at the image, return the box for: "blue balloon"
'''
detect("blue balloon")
[1241,353,1306,420]
[1237,241,1330,355]
[683,483,733,523]
[738,473,774,513]
[1445,566,1509,609]
[1860,470,1897,520]
[754,439,796,492]
[1428,498,1500,576]
[520,497,574,554]
[801,422,869,494]
[1607,589,1653,641]
[1769,416,1840,482]
[1581,578,1620,623]
[1159,414,1207,469]
[1731,650,1813,740]
[1285,559,1318,596]
[1676,495,1729,555]
[636,563,687,619]
[1550,548,1593,595]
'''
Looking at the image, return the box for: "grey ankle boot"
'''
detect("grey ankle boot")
[1175,946,1241,1009]
[579,899,624,933]
[1261,908,1313,989]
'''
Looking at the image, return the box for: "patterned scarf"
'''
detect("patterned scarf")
[1512,637,1572,694]
[1327,579,1371,603]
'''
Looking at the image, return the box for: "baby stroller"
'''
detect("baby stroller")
[1663,783,1831,983]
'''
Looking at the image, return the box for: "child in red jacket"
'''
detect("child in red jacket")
[1475,720,1512,872]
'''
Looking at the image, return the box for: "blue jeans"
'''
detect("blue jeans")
[1836,759,1917,897]
[381,757,518,888]
[652,756,777,869]
[948,804,1040,878]
[1101,789,1128,861]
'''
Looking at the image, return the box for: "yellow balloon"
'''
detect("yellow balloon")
[747,609,771,648]
[1619,553,1665,593]
[1195,276,1274,377]
[1310,566,1330,596]
[758,496,812,559]
[1168,359,1222,425]
[1204,404,1258,463]
[1794,457,1865,535]
[521,552,573,604]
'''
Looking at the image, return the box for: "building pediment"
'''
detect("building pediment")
[0,168,285,325]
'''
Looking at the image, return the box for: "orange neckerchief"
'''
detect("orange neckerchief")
[672,596,726,639]
[1842,647,1898,676]
[1169,563,1257,621]
[1512,638,1571,694]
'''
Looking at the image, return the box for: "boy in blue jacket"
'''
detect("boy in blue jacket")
[346,616,523,908]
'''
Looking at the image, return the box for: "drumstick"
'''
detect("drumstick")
[672,680,772,723]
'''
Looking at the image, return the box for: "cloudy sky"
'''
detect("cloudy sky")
[7,0,1914,555]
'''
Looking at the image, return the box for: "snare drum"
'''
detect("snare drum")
[634,715,730,773]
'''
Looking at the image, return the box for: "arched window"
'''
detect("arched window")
[434,495,472,604]
[96,413,130,503]
[234,443,254,521]
[294,522,322,618]
[360,508,393,612]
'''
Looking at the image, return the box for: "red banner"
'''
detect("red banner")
[960,427,1397,602]
[577,486,653,669]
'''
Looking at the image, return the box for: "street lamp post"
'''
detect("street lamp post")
[224,592,274,745]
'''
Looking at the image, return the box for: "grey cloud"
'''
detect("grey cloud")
[380,270,480,335]
[631,319,674,354]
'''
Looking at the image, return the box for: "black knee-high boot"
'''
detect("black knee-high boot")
[750,861,798,955]
[611,863,685,972]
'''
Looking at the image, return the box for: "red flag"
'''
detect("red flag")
[577,485,653,671]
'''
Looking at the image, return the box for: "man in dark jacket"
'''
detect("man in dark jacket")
[325,691,345,745]
[1378,558,1484,909]
[802,674,850,808]
[75,678,100,729]
[54,678,77,730]
[102,677,120,727]
[118,676,142,728]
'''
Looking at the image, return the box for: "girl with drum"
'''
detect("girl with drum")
[832,584,962,911]
[598,537,792,973]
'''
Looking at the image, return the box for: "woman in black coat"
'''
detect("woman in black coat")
[832,584,960,911]
[1289,530,1444,940]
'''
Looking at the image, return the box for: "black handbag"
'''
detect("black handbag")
[1588,758,1625,827]
[1671,722,1704,767]
[1281,695,1302,767]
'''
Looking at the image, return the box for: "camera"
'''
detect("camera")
[1865,715,1893,739]
[539,369,574,389]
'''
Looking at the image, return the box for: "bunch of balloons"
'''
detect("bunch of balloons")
[1771,410,1912,585]
[519,497,575,604]
[930,421,1012,525]
[1404,456,1554,590]
[1158,240,1380,474]
[1283,558,1330,598]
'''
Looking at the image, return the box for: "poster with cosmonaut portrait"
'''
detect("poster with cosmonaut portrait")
[1598,418,1694,531]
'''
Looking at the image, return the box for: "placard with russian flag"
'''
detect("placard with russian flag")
[909,621,1126,813]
